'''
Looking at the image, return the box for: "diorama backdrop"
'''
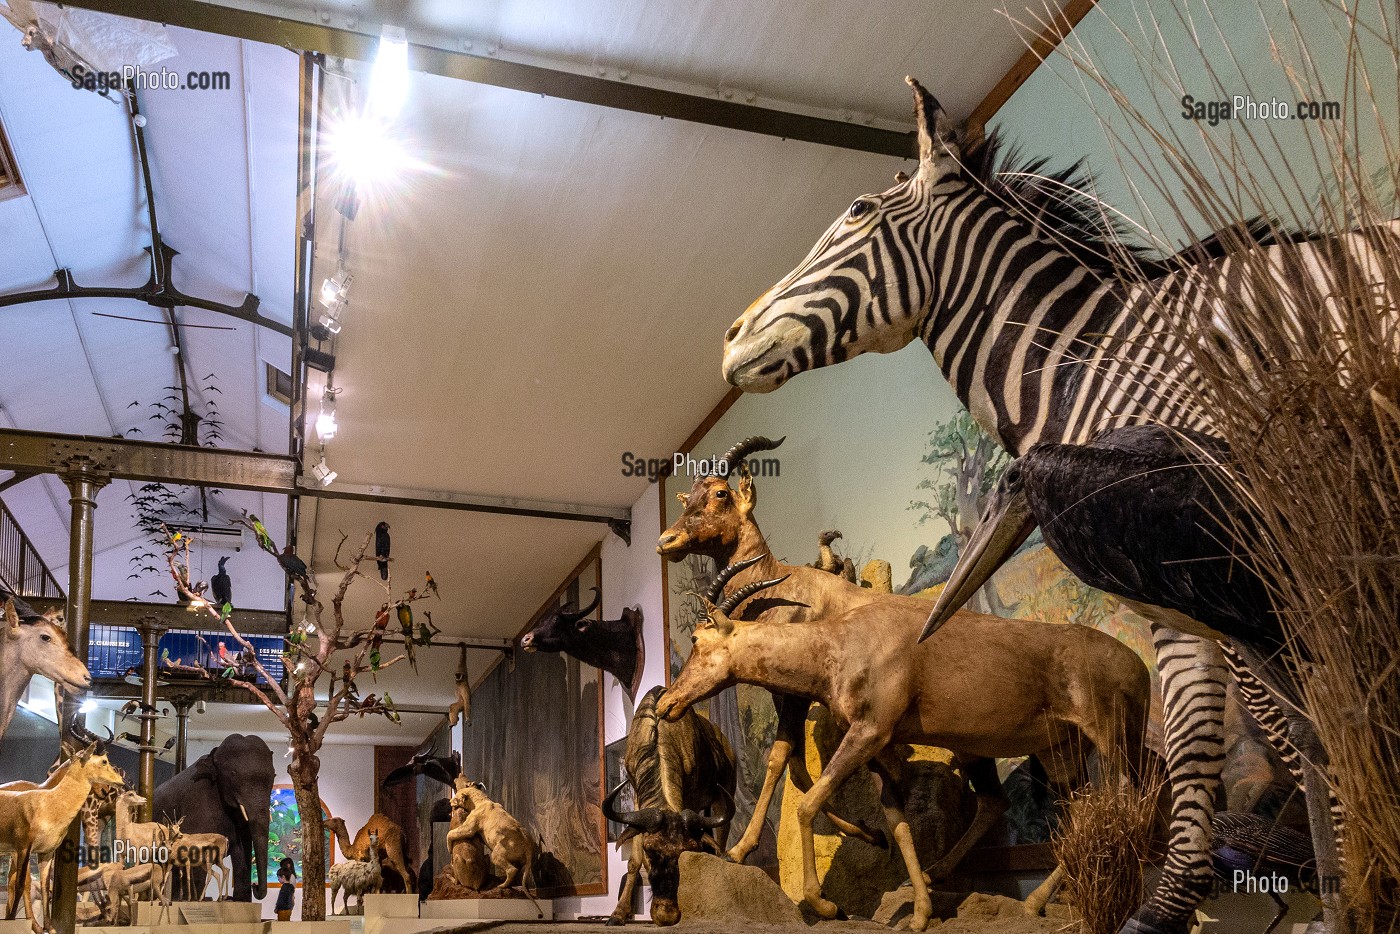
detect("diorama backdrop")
[458,550,606,897]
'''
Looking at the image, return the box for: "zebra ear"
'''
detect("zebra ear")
[906,76,958,168]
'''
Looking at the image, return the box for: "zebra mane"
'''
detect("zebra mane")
[961,130,1148,274]
[962,131,1313,279]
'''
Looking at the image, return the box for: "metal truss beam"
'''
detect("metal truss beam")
[0,428,630,532]
[55,0,915,159]
[23,596,290,634]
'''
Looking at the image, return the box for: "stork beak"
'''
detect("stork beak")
[918,483,1036,642]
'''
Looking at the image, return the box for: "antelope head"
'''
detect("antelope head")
[656,437,783,561]
[5,599,92,692]
[657,556,786,721]
[68,716,126,788]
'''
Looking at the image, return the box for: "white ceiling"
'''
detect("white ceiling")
[0,0,1063,741]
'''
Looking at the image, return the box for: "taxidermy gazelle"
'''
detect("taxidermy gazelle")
[0,717,125,932]
[0,598,92,741]
[657,563,1151,932]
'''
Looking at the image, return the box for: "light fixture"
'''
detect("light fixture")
[319,267,351,308]
[79,698,97,714]
[369,25,409,120]
[317,311,343,335]
[315,387,339,442]
[311,453,338,486]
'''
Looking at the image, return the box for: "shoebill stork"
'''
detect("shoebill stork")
[918,424,1340,927]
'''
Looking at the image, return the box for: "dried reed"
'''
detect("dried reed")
[1006,0,1399,928]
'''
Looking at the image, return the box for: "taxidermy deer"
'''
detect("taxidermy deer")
[0,599,92,741]
[328,830,382,915]
[0,718,126,932]
[448,780,541,918]
[657,570,1151,933]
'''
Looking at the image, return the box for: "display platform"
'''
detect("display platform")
[134,901,263,925]
[362,894,421,918]
[421,898,552,922]
[267,922,354,934]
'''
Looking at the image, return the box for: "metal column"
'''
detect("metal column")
[172,695,195,773]
[136,617,166,820]
[50,458,110,934]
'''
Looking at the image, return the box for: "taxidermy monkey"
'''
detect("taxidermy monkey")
[447,644,471,726]
[375,522,391,580]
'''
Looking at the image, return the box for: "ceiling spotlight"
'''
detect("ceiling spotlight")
[311,453,338,487]
[319,268,351,308]
[317,312,343,336]
[315,389,339,442]
[369,25,410,120]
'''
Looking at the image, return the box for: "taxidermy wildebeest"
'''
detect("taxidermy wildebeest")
[658,565,1151,932]
[603,685,735,926]
[519,588,646,698]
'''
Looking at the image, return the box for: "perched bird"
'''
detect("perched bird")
[381,692,401,724]
[217,642,236,668]
[375,522,391,580]
[423,571,439,599]
[1210,811,1316,934]
[396,603,417,672]
[416,611,441,647]
[369,605,390,671]
[277,545,310,587]
[162,736,177,751]
[247,513,276,554]
[810,529,844,574]
[211,556,233,609]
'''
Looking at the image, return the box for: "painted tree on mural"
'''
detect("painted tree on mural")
[166,522,436,919]
[909,410,1011,613]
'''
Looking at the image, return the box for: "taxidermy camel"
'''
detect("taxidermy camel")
[0,599,92,741]
[0,719,126,932]
[329,830,382,915]
[657,567,1151,933]
[448,780,541,918]
[325,815,414,891]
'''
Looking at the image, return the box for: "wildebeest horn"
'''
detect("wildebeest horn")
[714,435,785,476]
[602,780,663,832]
[561,587,601,621]
[717,575,788,616]
[703,554,766,605]
[685,785,734,831]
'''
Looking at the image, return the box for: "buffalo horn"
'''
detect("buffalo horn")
[703,554,766,605]
[717,575,788,616]
[602,780,663,832]
[713,435,785,477]
[561,587,602,621]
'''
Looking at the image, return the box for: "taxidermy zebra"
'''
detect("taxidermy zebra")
[722,78,1394,934]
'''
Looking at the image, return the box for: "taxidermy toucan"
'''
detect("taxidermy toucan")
[375,521,391,580]
[211,556,232,609]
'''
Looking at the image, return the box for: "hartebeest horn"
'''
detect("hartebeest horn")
[713,435,785,477]
[560,587,601,622]
[68,714,110,753]
[703,554,765,605]
[716,575,788,616]
[602,780,664,832]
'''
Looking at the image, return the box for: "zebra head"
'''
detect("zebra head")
[723,77,965,392]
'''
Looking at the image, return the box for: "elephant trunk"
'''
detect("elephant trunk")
[250,809,270,899]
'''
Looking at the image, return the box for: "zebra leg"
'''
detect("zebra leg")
[1225,643,1346,934]
[1121,628,1228,934]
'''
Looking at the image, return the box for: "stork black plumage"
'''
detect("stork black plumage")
[1210,811,1316,934]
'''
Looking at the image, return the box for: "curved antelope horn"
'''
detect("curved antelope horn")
[560,587,601,621]
[602,780,663,832]
[686,784,735,831]
[68,713,103,751]
[713,436,785,477]
[717,574,788,616]
[703,554,766,605]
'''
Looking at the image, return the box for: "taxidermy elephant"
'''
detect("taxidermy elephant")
[153,734,275,901]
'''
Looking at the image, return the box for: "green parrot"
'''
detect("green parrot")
[396,603,417,672]
[247,512,276,553]
[382,692,401,724]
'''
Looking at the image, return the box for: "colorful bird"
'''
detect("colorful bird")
[424,571,439,598]
[247,513,275,554]
[375,522,391,580]
[217,641,236,668]
[396,603,416,671]
[381,692,401,724]
[277,545,310,586]
[211,556,232,609]
[417,611,441,646]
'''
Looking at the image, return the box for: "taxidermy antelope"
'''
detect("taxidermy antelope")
[0,599,92,741]
[449,781,542,918]
[657,568,1151,933]
[0,718,125,932]
[168,831,229,900]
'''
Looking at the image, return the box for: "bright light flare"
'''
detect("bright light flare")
[369,25,409,120]
[323,111,416,190]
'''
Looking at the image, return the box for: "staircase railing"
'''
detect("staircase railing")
[0,495,64,599]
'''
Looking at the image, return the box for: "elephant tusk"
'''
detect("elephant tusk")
[240,804,249,822]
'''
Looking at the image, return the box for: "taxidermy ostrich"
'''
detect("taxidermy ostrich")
[921,424,1340,927]
[328,830,382,915]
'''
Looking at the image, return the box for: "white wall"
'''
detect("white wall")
[183,737,376,919]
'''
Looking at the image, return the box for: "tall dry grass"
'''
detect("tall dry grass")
[1006,0,1399,928]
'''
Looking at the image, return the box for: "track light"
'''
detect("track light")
[311,453,337,486]
[317,312,343,335]
[369,25,409,120]
[315,388,339,442]
[319,268,351,308]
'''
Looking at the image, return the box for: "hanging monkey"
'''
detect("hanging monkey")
[446,644,471,726]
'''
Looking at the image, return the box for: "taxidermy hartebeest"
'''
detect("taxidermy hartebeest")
[658,566,1151,933]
